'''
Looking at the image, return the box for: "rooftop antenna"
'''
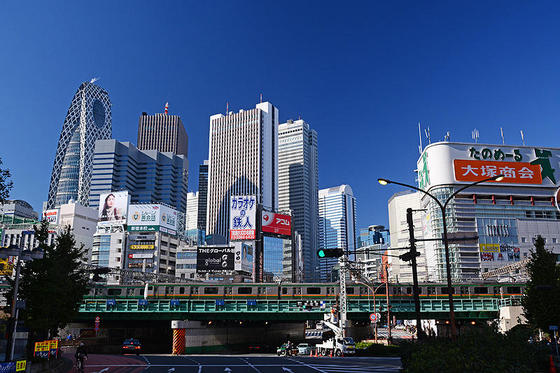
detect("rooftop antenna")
[444,131,450,142]
[164,102,169,115]
[500,127,505,145]
[90,77,99,83]
[472,128,479,143]
[260,93,263,103]
[418,122,423,155]
[226,101,229,115]
[424,127,431,144]
[520,130,525,145]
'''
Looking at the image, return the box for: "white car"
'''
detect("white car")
[297,343,311,355]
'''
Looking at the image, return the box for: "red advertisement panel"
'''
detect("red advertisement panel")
[454,159,542,184]
[261,212,291,236]
[229,230,256,241]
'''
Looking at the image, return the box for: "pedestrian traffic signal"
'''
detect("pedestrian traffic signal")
[316,248,344,258]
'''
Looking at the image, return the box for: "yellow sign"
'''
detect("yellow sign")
[49,339,58,349]
[130,244,155,250]
[16,360,26,372]
[479,243,500,253]
[0,259,13,276]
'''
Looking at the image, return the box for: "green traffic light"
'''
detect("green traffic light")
[317,250,326,258]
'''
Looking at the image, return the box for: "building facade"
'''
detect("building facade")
[186,192,202,244]
[278,119,319,282]
[89,140,188,214]
[206,102,279,243]
[414,141,560,282]
[197,160,209,233]
[0,200,38,222]
[47,81,112,208]
[318,185,357,282]
[137,109,188,158]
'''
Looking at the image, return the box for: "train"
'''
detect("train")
[85,281,525,301]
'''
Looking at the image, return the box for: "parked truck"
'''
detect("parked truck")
[314,317,356,356]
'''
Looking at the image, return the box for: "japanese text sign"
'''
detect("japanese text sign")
[261,212,291,237]
[454,160,542,184]
[229,195,256,241]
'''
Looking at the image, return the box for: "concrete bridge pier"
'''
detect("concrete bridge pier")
[171,320,187,355]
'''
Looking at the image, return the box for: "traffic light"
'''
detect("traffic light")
[316,248,344,258]
[399,251,420,262]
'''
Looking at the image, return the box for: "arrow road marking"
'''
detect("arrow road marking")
[168,368,175,373]
[282,368,294,373]
[224,368,231,373]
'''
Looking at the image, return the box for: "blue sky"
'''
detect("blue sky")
[1,1,560,229]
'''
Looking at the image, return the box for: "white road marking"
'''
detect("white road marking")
[168,368,176,373]
[198,364,202,373]
[241,358,263,373]
[287,358,328,373]
[224,368,232,372]
[282,368,294,373]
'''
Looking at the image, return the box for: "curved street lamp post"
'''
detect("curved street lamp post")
[378,174,504,338]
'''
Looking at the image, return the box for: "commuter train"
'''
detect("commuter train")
[85,281,525,301]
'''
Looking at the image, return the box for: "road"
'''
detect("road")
[68,355,401,373]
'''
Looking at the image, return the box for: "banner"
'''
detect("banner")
[454,159,541,184]
[98,191,129,223]
[229,195,256,241]
[42,209,59,224]
[197,246,234,273]
[127,204,178,235]
[261,211,291,237]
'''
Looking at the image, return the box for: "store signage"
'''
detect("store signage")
[229,195,256,241]
[454,160,541,184]
[129,244,155,250]
[128,253,154,259]
[479,243,500,253]
[197,246,234,273]
[261,211,291,237]
[42,209,59,224]
[127,204,178,235]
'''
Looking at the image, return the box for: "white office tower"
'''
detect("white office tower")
[206,102,279,243]
[387,191,431,282]
[318,185,357,282]
[186,191,199,244]
[278,119,319,282]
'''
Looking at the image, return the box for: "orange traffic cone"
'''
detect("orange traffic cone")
[309,350,313,357]
[329,350,332,358]
[550,355,557,373]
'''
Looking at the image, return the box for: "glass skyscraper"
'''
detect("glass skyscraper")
[47,80,112,208]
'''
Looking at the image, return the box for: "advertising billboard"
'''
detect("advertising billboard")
[127,204,178,234]
[261,211,291,237]
[42,209,59,224]
[196,246,234,273]
[98,191,129,223]
[417,142,560,189]
[233,241,253,273]
[229,195,256,241]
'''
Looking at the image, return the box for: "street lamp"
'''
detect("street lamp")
[378,174,504,338]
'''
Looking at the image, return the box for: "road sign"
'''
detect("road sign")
[549,325,558,331]
[369,313,380,323]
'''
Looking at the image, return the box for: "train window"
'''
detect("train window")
[307,287,321,295]
[493,287,500,294]
[346,288,354,294]
[238,287,253,295]
[392,287,399,295]
[507,287,521,294]
[441,287,455,295]
[406,287,412,295]
[179,287,185,295]
[204,287,219,294]
[296,287,302,295]
[377,287,386,294]
[108,289,122,296]
[282,288,288,295]
[460,287,468,295]
[427,287,435,295]
[140,289,144,296]
[360,287,367,295]
[166,287,174,294]
[474,287,488,294]
[192,287,199,295]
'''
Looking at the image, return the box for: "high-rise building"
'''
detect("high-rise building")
[206,102,279,243]
[197,160,209,232]
[186,191,201,244]
[89,140,188,214]
[318,185,357,282]
[278,119,319,282]
[47,81,112,208]
[137,107,188,158]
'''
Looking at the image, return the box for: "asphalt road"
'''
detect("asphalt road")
[77,355,402,373]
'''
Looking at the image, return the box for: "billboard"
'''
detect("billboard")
[261,211,291,237]
[417,142,560,190]
[127,204,178,234]
[233,241,254,273]
[42,209,59,224]
[229,195,256,241]
[196,246,235,273]
[98,191,129,223]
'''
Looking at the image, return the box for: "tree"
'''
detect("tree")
[0,157,13,203]
[12,220,89,340]
[522,235,560,331]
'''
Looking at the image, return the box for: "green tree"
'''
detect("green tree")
[13,220,89,340]
[522,235,560,331]
[0,156,13,203]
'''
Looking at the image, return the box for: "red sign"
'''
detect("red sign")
[261,212,291,237]
[454,159,542,184]
[229,230,256,241]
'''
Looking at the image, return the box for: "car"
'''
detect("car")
[276,343,298,356]
[122,338,142,355]
[297,343,311,355]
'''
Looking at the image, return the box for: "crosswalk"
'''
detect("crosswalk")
[306,363,401,373]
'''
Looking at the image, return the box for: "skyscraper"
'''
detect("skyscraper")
[47,80,112,208]
[89,140,188,214]
[197,160,209,232]
[137,106,188,158]
[278,119,319,282]
[186,191,200,244]
[206,102,278,242]
[318,185,357,282]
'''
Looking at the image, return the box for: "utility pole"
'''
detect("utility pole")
[385,265,391,342]
[406,208,424,339]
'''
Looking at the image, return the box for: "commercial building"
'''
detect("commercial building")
[318,185,357,282]
[278,119,319,282]
[186,192,203,245]
[47,80,112,208]
[197,160,209,234]
[387,192,430,282]
[206,102,279,242]
[89,140,188,215]
[137,107,188,158]
[0,200,38,222]
[409,141,560,282]
[175,242,198,280]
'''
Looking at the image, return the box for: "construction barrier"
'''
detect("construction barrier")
[172,328,185,355]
